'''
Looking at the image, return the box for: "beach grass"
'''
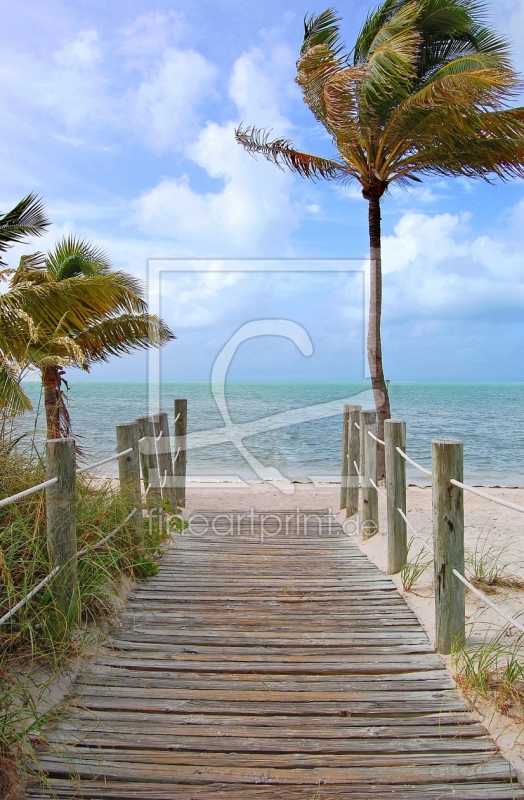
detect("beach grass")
[0,445,174,798]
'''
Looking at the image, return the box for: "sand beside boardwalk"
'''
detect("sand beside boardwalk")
[185,481,524,784]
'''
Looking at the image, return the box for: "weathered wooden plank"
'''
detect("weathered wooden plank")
[28,510,521,798]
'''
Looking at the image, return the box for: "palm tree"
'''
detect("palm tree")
[8,236,175,438]
[235,0,524,478]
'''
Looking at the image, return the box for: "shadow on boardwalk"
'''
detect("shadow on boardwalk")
[27,511,523,799]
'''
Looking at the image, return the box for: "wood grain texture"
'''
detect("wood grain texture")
[116,422,143,548]
[385,419,407,574]
[174,399,187,508]
[27,511,521,799]
[45,437,77,614]
[432,438,465,654]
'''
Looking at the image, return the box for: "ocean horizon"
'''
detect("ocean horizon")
[12,380,524,487]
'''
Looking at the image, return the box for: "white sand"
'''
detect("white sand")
[185,481,524,783]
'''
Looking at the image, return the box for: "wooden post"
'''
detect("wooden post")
[433,438,465,655]
[46,437,77,617]
[116,421,144,551]
[340,405,350,510]
[174,399,187,508]
[385,419,407,575]
[346,405,362,518]
[136,415,161,507]
[154,412,177,511]
[360,410,378,539]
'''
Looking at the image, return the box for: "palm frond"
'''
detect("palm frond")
[0,194,50,265]
[46,235,112,280]
[0,359,32,418]
[301,8,345,57]
[10,252,48,287]
[74,314,176,363]
[359,2,421,114]
[235,125,352,181]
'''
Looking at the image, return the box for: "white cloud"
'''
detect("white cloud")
[120,11,185,59]
[382,209,524,323]
[131,46,298,255]
[132,48,217,151]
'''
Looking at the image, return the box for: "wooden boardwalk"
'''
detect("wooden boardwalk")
[28,510,522,799]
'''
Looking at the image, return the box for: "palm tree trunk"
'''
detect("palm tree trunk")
[42,366,61,439]
[367,194,391,481]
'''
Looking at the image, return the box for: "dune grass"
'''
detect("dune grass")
[400,537,432,592]
[0,444,176,798]
[453,627,524,722]
[465,532,524,594]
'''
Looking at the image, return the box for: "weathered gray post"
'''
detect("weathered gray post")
[340,405,350,510]
[385,419,407,574]
[46,437,77,617]
[116,421,143,550]
[360,410,378,539]
[433,438,465,655]
[136,415,161,507]
[154,412,177,511]
[346,405,361,518]
[174,399,187,508]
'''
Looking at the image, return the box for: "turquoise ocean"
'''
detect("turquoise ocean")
[13,382,524,486]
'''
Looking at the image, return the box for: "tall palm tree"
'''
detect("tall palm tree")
[8,236,175,438]
[236,0,524,478]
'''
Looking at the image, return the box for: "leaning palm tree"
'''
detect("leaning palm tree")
[236,0,524,477]
[8,236,175,438]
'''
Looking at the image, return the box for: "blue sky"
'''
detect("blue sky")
[3,0,524,383]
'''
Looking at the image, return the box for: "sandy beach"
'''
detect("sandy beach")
[185,481,524,783]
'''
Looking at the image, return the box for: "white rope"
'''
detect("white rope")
[396,447,432,477]
[452,569,524,635]
[143,482,151,498]
[354,422,360,430]
[367,431,385,446]
[174,413,181,424]
[0,566,60,626]
[76,448,133,475]
[138,436,145,444]
[397,508,434,555]
[77,509,138,558]
[369,477,387,500]
[353,460,361,477]
[0,477,59,509]
[173,447,181,464]
[160,471,167,489]
[450,479,524,514]
[155,431,163,442]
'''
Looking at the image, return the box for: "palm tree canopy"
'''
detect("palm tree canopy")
[0,235,175,417]
[236,0,524,198]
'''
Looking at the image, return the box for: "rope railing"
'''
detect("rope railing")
[369,477,387,500]
[396,447,432,477]
[76,448,133,476]
[1,508,138,626]
[396,508,433,555]
[452,569,524,635]
[339,404,524,654]
[1,401,188,631]
[0,477,59,509]
[450,479,524,514]
[0,566,61,626]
